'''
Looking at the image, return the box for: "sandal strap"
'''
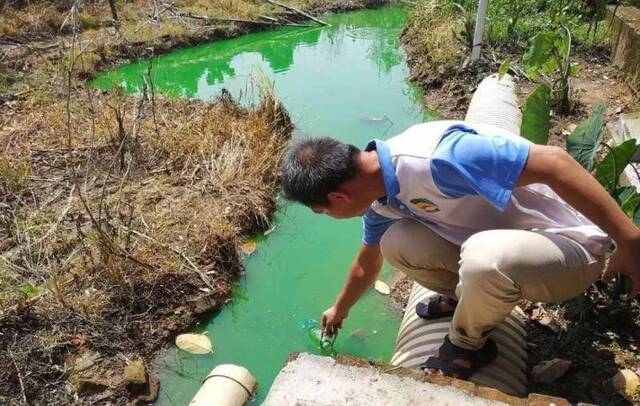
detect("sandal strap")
[421,335,498,380]
[425,295,458,315]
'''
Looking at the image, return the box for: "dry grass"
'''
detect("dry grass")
[0,79,292,403]
[401,0,465,85]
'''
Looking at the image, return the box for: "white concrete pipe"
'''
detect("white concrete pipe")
[390,284,528,396]
[391,73,528,396]
[189,364,257,406]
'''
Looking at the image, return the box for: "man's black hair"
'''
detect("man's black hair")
[280,137,360,206]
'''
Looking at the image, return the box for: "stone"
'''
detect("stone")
[133,373,160,404]
[532,358,572,383]
[612,369,640,401]
[123,359,147,385]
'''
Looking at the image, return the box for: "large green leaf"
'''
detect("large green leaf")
[614,186,640,217]
[595,139,638,193]
[522,31,557,80]
[566,103,606,171]
[520,84,551,144]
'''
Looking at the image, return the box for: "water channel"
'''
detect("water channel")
[93,6,433,404]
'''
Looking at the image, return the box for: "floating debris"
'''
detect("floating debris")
[175,333,213,354]
[374,280,391,295]
[360,115,390,123]
[241,240,257,256]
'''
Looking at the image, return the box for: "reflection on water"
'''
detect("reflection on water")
[93,6,432,405]
[93,9,409,102]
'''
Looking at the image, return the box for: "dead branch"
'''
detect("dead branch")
[163,4,312,27]
[264,0,329,26]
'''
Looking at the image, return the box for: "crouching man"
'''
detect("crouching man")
[279,121,639,378]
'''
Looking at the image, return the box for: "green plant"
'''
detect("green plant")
[565,103,640,227]
[521,84,551,144]
[0,155,31,194]
[530,101,640,296]
[451,2,475,49]
[523,26,577,114]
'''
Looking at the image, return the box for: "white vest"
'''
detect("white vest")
[370,121,611,256]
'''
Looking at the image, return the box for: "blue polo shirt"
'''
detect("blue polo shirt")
[362,124,530,245]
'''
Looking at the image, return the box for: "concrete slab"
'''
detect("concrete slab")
[607,5,640,88]
[264,353,506,406]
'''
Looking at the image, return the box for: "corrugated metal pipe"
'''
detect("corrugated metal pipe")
[391,73,528,397]
[189,364,257,406]
[390,284,528,396]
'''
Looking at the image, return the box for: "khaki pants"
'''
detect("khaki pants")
[380,219,605,350]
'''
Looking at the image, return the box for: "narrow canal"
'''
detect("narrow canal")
[93,6,432,403]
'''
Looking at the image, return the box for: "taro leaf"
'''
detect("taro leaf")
[614,187,640,217]
[374,280,390,295]
[595,139,638,193]
[498,60,511,80]
[566,103,606,171]
[523,31,557,79]
[521,84,551,144]
[175,333,213,354]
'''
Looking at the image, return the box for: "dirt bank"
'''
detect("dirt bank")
[0,0,391,404]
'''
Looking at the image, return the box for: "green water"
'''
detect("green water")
[93,6,431,404]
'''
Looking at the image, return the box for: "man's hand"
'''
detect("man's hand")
[603,235,640,299]
[321,305,348,337]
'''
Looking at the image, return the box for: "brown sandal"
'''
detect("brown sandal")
[421,335,497,379]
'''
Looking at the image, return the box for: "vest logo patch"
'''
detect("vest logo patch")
[410,197,440,213]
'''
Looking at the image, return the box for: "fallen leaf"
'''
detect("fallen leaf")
[374,280,390,295]
[241,241,257,256]
[532,358,572,383]
[175,333,213,354]
[612,369,640,401]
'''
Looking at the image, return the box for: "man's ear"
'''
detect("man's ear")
[327,191,350,204]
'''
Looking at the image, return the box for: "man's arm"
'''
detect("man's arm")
[321,243,384,335]
[519,144,640,298]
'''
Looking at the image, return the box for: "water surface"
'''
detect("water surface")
[94,6,431,404]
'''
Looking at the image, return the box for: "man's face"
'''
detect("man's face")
[310,192,371,219]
